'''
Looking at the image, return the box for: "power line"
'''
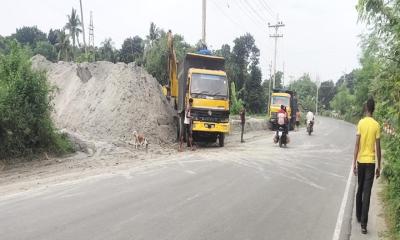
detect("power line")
[208,0,251,34]
[231,0,265,27]
[242,0,270,24]
[258,0,275,17]
[254,0,275,20]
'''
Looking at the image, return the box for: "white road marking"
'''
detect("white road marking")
[332,166,353,240]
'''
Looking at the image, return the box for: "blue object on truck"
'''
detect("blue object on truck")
[197,49,212,55]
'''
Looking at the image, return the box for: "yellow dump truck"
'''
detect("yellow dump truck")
[166,31,230,147]
[268,89,296,130]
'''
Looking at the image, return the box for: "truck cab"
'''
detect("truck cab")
[269,89,295,130]
[188,68,230,140]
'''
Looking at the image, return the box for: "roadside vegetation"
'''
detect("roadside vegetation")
[0,41,73,159]
[355,1,400,238]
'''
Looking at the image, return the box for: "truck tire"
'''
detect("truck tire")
[218,133,225,147]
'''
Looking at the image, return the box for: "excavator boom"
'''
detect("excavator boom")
[167,30,178,98]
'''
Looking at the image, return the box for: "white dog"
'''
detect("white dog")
[133,131,149,151]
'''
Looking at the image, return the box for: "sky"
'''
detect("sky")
[0,0,364,83]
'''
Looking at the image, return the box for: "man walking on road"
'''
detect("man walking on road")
[239,105,246,143]
[353,98,381,234]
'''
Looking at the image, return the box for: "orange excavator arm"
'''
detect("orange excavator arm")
[167,30,178,98]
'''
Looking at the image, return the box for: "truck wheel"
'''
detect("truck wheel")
[218,133,225,147]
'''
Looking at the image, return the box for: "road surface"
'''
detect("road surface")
[0,117,357,240]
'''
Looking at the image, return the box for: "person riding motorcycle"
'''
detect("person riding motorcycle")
[306,110,315,132]
[277,105,288,133]
[274,105,289,144]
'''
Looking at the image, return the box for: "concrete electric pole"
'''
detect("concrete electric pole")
[89,11,94,48]
[79,0,87,54]
[268,19,285,89]
[316,75,320,115]
[267,62,273,114]
[202,0,207,45]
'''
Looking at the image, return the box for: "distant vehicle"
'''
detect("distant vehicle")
[268,89,296,130]
[164,31,230,147]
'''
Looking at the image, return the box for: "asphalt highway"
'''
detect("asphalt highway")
[0,117,356,240]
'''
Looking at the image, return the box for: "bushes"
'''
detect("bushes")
[0,41,72,159]
[230,82,243,115]
[382,134,400,237]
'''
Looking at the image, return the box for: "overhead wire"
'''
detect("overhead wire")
[231,0,266,27]
[257,0,276,18]
[208,0,250,34]
[242,0,270,24]
[253,0,275,20]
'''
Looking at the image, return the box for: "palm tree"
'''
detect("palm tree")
[65,8,82,60]
[56,30,71,61]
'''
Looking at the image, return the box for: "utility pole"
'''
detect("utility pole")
[89,11,94,48]
[79,0,87,54]
[282,61,285,87]
[268,18,285,89]
[202,0,207,45]
[316,74,320,115]
[89,11,94,60]
[267,62,273,114]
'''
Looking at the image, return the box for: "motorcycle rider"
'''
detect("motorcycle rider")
[274,105,289,143]
[306,110,315,132]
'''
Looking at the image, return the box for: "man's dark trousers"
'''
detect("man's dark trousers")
[356,163,375,226]
[241,123,245,142]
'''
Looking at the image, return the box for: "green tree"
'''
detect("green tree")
[0,41,72,158]
[330,85,355,117]
[243,64,265,113]
[55,31,71,61]
[336,71,356,94]
[230,82,243,114]
[272,71,283,89]
[98,38,117,63]
[119,36,144,64]
[319,80,336,109]
[34,41,57,62]
[289,73,317,111]
[12,26,47,47]
[48,29,61,45]
[144,31,192,85]
[231,33,259,90]
[65,8,82,60]
[147,22,160,45]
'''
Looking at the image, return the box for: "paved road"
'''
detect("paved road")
[0,117,356,240]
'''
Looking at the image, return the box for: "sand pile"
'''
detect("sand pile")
[31,55,176,145]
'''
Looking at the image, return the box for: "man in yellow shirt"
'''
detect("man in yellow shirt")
[353,98,382,234]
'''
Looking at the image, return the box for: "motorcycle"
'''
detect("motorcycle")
[274,125,289,148]
[307,121,314,135]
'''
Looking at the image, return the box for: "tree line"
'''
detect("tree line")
[0,7,272,114]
